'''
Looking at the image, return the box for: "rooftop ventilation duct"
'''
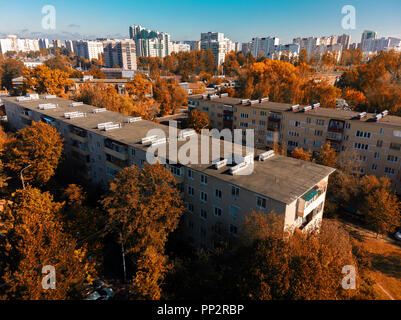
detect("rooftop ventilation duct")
[38,103,57,110]
[381,110,389,118]
[26,93,39,100]
[97,122,114,130]
[290,105,300,112]
[240,99,249,105]
[313,103,320,109]
[93,108,107,113]
[214,159,228,169]
[151,137,168,146]
[259,97,269,103]
[357,112,367,120]
[16,97,32,102]
[141,135,158,144]
[258,150,275,161]
[303,106,312,112]
[127,117,142,123]
[104,123,122,131]
[178,129,197,140]
[44,95,56,99]
[70,102,83,107]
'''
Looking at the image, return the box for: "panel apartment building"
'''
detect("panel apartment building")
[3,95,334,249]
[103,39,137,70]
[189,94,401,194]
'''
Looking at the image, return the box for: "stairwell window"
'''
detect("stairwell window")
[231,186,240,199]
[256,196,267,209]
[200,191,208,203]
[200,174,208,185]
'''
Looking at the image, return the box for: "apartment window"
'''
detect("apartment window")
[187,203,194,213]
[240,113,249,119]
[374,152,380,159]
[371,164,378,171]
[353,142,369,150]
[345,123,351,130]
[97,154,101,161]
[295,121,301,127]
[306,117,311,124]
[314,130,323,137]
[200,174,208,185]
[239,122,248,128]
[385,167,395,175]
[200,208,208,220]
[288,131,300,137]
[387,155,398,163]
[131,149,136,156]
[251,119,256,125]
[259,120,266,126]
[215,188,222,200]
[344,135,349,141]
[170,166,183,177]
[316,119,325,126]
[230,205,239,218]
[214,207,222,217]
[256,196,267,209]
[229,187,240,200]
[252,110,257,116]
[96,142,101,148]
[187,168,194,180]
[393,130,401,137]
[187,185,195,196]
[390,143,401,151]
[356,130,371,139]
[200,191,208,203]
[230,224,238,237]
[380,128,385,135]
[260,111,267,117]
[287,141,299,147]
[314,141,323,147]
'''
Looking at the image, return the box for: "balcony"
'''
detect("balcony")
[104,147,128,160]
[297,183,327,218]
[69,127,88,144]
[71,145,89,156]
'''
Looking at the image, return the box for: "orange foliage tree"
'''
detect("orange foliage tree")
[3,121,63,186]
[22,65,74,98]
[102,163,184,299]
[0,187,94,299]
[186,110,210,133]
[291,148,311,162]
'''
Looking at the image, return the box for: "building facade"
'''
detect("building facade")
[3,95,334,249]
[129,25,172,58]
[73,40,104,61]
[103,39,137,70]
[189,94,401,194]
[200,32,234,67]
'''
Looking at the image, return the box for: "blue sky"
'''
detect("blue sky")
[0,0,400,43]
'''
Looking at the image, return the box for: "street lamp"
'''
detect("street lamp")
[20,164,32,189]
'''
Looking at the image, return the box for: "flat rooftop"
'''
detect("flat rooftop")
[3,95,335,204]
[189,95,401,128]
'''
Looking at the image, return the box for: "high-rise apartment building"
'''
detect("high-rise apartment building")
[251,37,280,58]
[129,25,172,58]
[171,41,191,53]
[3,95,334,249]
[183,40,201,51]
[38,38,50,49]
[337,34,351,50]
[73,40,104,61]
[0,35,39,53]
[360,30,378,51]
[200,32,234,66]
[103,39,137,70]
[189,94,401,194]
[65,40,74,53]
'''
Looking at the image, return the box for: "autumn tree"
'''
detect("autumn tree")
[232,211,370,300]
[291,148,311,162]
[359,175,401,237]
[22,65,74,98]
[153,78,187,115]
[186,110,210,133]
[3,121,63,186]
[126,73,153,99]
[0,58,24,90]
[102,163,184,299]
[0,187,93,300]
[315,142,337,168]
[87,65,106,79]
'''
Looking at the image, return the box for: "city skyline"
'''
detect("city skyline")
[1,0,401,43]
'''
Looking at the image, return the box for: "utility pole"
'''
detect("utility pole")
[20,164,32,190]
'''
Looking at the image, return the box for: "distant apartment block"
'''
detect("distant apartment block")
[189,94,401,194]
[103,39,137,70]
[183,40,201,51]
[129,25,172,58]
[251,36,280,58]
[0,35,40,54]
[200,32,234,66]
[3,95,334,249]
[100,68,148,80]
[360,30,401,52]
[171,41,191,53]
[73,40,104,61]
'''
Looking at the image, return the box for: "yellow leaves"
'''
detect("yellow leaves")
[4,121,63,185]
[186,110,209,133]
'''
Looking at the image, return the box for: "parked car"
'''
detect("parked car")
[85,280,114,300]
